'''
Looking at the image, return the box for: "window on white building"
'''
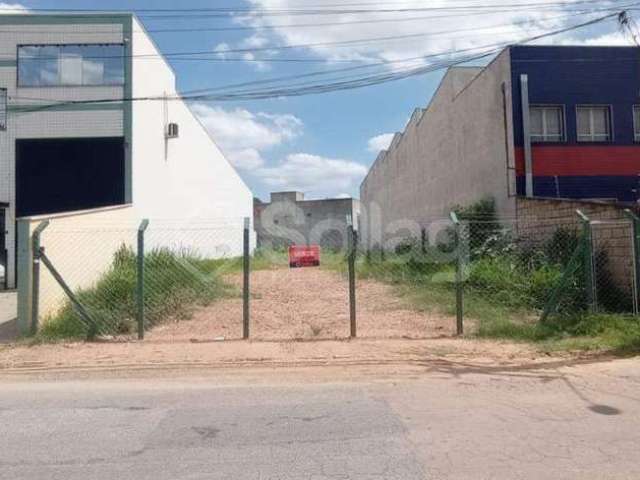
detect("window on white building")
[530,105,564,142]
[18,44,125,87]
[577,106,612,142]
[0,89,6,131]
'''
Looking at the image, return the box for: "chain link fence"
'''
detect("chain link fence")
[353,222,460,339]
[590,220,637,315]
[25,209,640,343]
[34,225,137,340]
[30,218,249,341]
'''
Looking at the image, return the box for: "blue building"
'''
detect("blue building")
[360,45,640,243]
[511,45,640,201]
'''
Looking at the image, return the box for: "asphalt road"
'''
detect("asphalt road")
[1,359,640,479]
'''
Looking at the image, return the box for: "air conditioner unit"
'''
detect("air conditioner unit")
[165,123,179,139]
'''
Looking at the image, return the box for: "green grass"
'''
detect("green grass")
[37,246,240,341]
[352,253,640,354]
[198,247,287,274]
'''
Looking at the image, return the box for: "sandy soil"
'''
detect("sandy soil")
[147,267,456,342]
[0,335,571,378]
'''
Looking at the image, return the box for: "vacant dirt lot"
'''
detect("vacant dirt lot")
[147,267,456,342]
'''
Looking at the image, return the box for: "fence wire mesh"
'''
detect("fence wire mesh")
[355,222,459,339]
[247,243,351,341]
[34,219,247,342]
[36,225,138,340]
[31,211,640,344]
[141,220,245,342]
[460,218,580,334]
[591,220,637,315]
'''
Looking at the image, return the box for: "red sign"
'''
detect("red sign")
[289,245,321,268]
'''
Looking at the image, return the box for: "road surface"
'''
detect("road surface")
[1,358,639,479]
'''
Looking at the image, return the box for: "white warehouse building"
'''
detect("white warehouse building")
[0,13,254,289]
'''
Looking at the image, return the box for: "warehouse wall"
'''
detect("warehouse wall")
[130,17,254,255]
[0,15,128,288]
[360,50,516,248]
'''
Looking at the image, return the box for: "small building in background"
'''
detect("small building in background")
[254,192,360,250]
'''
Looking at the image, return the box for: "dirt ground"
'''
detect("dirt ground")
[0,335,570,377]
[1,266,599,377]
[147,267,456,342]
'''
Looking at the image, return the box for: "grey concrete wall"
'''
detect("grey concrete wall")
[254,193,360,250]
[360,50,517,248]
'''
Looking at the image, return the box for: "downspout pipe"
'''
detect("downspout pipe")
[520,74,534,197]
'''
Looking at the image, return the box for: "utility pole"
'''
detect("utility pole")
[619,11,640,46]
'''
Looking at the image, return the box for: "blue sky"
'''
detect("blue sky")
[7,0,631,200]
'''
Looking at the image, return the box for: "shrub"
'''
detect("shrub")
[38,245,234,341]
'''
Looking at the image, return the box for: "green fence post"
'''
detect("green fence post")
[347,221,357,338]
[137,219,149,340]
[31,220,50,335]
[624,209,640,316]
[243,217,251,340]
[577,210,595,313]
[450,212,464,336]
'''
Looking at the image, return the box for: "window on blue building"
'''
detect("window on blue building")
[633,106,640,142]
[18,44,125,87]
[530,106,564,142]
[577,106,611,142]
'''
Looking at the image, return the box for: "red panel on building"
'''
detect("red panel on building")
[515,146,640,176]
[289,245,321,268]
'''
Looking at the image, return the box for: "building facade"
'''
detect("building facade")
[254,192,360,250]
[0,13,254,288]
[360,45,640,248]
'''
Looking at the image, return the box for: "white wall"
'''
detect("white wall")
[130,17,254,256]
[16,205,135,333]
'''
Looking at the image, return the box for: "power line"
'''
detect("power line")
[5,0,614,14]
[0,5,620,35]
[0,0,620,22]
[10,11,618,109]
[6,7,629,62]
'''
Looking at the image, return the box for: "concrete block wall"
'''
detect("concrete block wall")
[516,197,637,296]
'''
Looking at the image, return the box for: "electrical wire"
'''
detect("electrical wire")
[0,4,622,36]
[5,5,632,62]
[9,11,619,110]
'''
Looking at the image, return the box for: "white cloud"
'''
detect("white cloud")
[215,35,273,70]
[367,133,394,153]
[213,42,231,58]
[561,32,632,46]
[256,153,367,197]
[191,104,302,169]
[236,0,619,68]
[0,3,27,12]
[242,35,270,48]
